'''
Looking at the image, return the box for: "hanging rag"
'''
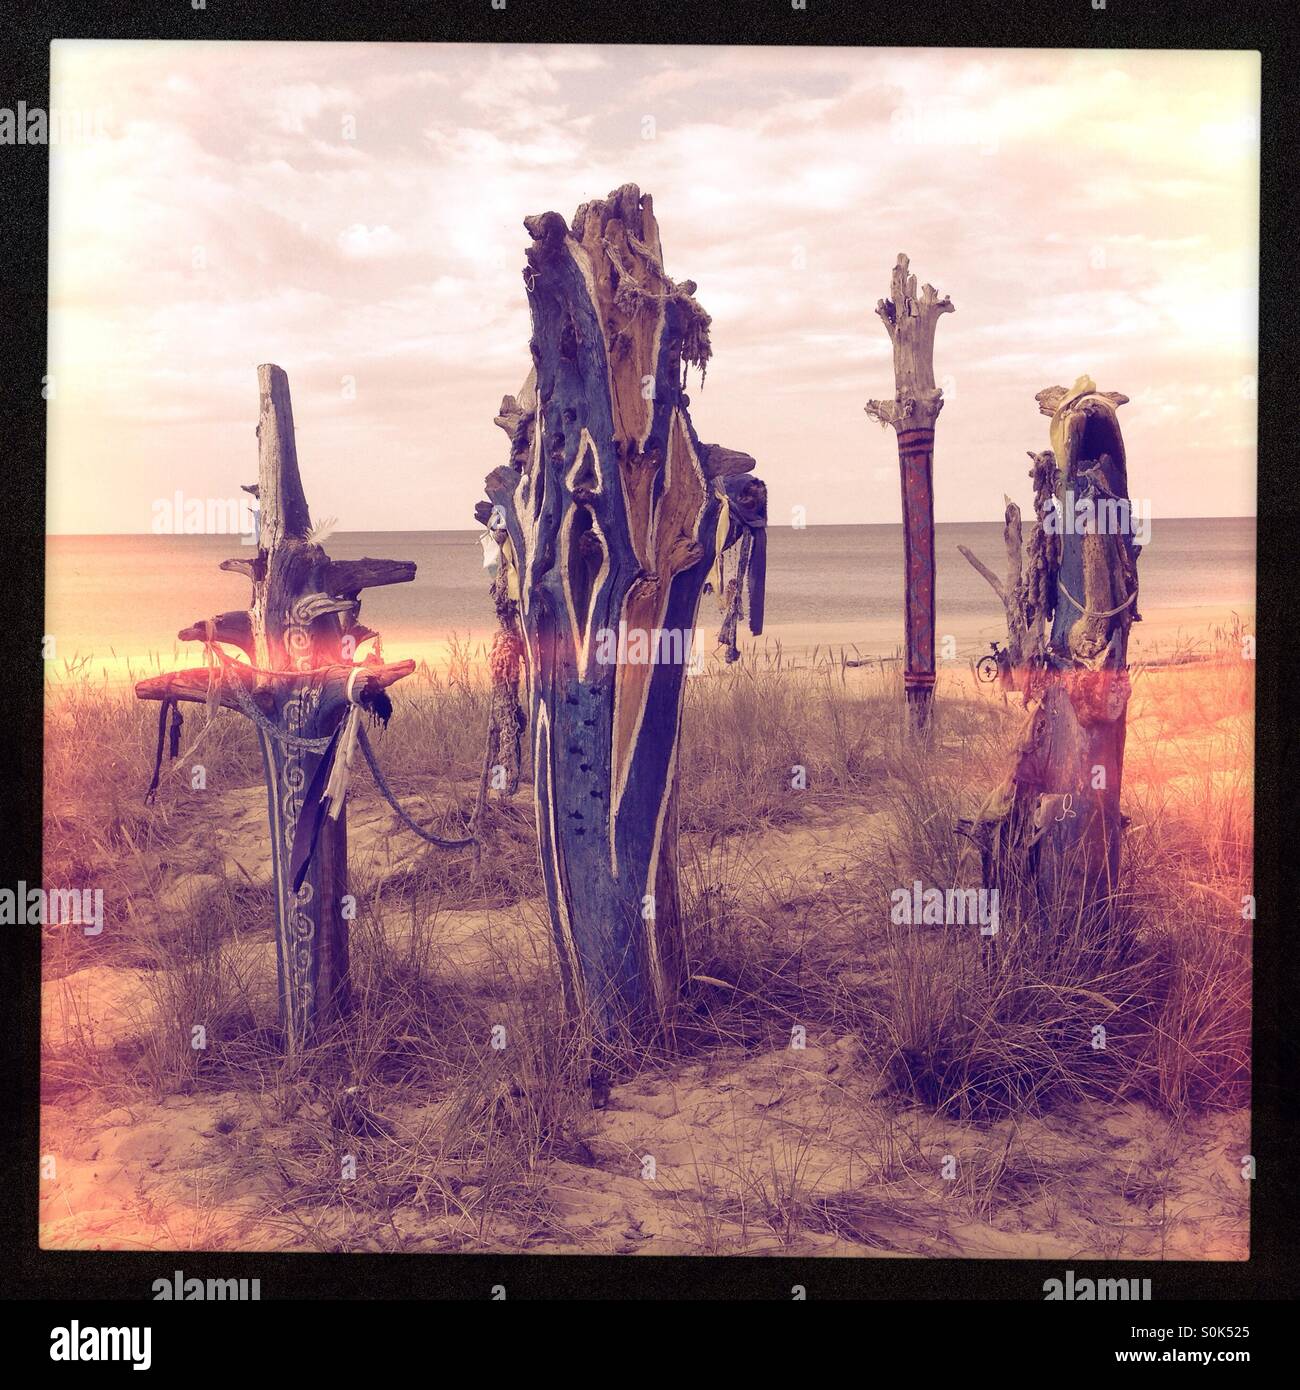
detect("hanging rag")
[288,669,366,892]
[717,530,751,663]
[745,520,766,636]
[722,474,768,637]
[144,697,183,807]
[500,534,521,602]
[288,723,343,894]
[324,703,363,821]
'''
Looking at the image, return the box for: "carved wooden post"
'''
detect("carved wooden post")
[137,365,416,1050]
[865,254,954,733]
[958,377,1139,922]
[1032,377,1138,910]
[480,185,766,1067]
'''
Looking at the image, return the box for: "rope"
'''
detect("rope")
[207,644,334,751]
[1057,580,1137,621]
[355,724,476,849]
[221,645,477,845]
[148,636,483,850]
[225,671,334,752]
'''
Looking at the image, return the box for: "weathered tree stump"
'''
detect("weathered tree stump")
[479,184,767,1068]
[865,254,954,733]
[959,376,1140,923]
[136,365,417,1050]
[958,449,1059,696]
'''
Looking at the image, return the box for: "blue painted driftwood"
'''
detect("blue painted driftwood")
[478,185,767,1069]
[136,365,417,1050]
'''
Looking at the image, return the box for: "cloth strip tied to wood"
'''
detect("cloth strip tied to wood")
[143,642,481,883]
[710,483,768,662]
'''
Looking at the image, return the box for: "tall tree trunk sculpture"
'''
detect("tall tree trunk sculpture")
[137,365,418,1051]
[958,376,1139,923]
[865,254,954,734]
[479,185,767,1069]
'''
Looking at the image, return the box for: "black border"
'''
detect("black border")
[2,0,1296,1307]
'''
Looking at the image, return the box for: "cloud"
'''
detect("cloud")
[46,42,1260,533]
[269,82,354,134]
[337,223,404,258]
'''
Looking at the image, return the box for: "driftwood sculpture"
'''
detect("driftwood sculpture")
[959,376,1139,921]
[478,184,767,1068]
[957,449,1059,695]
[865,254,954,732]
[137,365,420,1050]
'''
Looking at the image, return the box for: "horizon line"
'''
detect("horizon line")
[46,514,1259,539]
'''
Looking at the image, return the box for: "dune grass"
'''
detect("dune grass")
[41,635,1252,1251]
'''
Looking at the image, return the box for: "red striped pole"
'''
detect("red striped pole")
[897,426,937,727]
[865,255,953,735]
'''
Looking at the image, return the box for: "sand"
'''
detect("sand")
[39,617,1252,1258]
[744,604,1253,665]
[40,797,1250,1256]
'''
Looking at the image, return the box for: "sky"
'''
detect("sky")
[45,43,1260,534]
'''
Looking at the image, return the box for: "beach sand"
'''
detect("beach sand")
[39,619,1252,1257]
[738,603,1254,665]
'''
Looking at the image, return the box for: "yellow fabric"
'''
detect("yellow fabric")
[706,494,731,608]
[324,704,362,821]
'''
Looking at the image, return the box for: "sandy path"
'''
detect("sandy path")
[40,796,1249,1259]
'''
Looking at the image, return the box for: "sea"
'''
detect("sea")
[44,518,1256,679]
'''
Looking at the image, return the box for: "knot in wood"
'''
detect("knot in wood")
[1065,666,1130,727]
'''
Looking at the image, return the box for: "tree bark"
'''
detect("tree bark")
[959,377,1139,924]
[958,451,1060,693]
[137,365,416,1050]
[480,184,766,1067]
[865,254,954,732]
